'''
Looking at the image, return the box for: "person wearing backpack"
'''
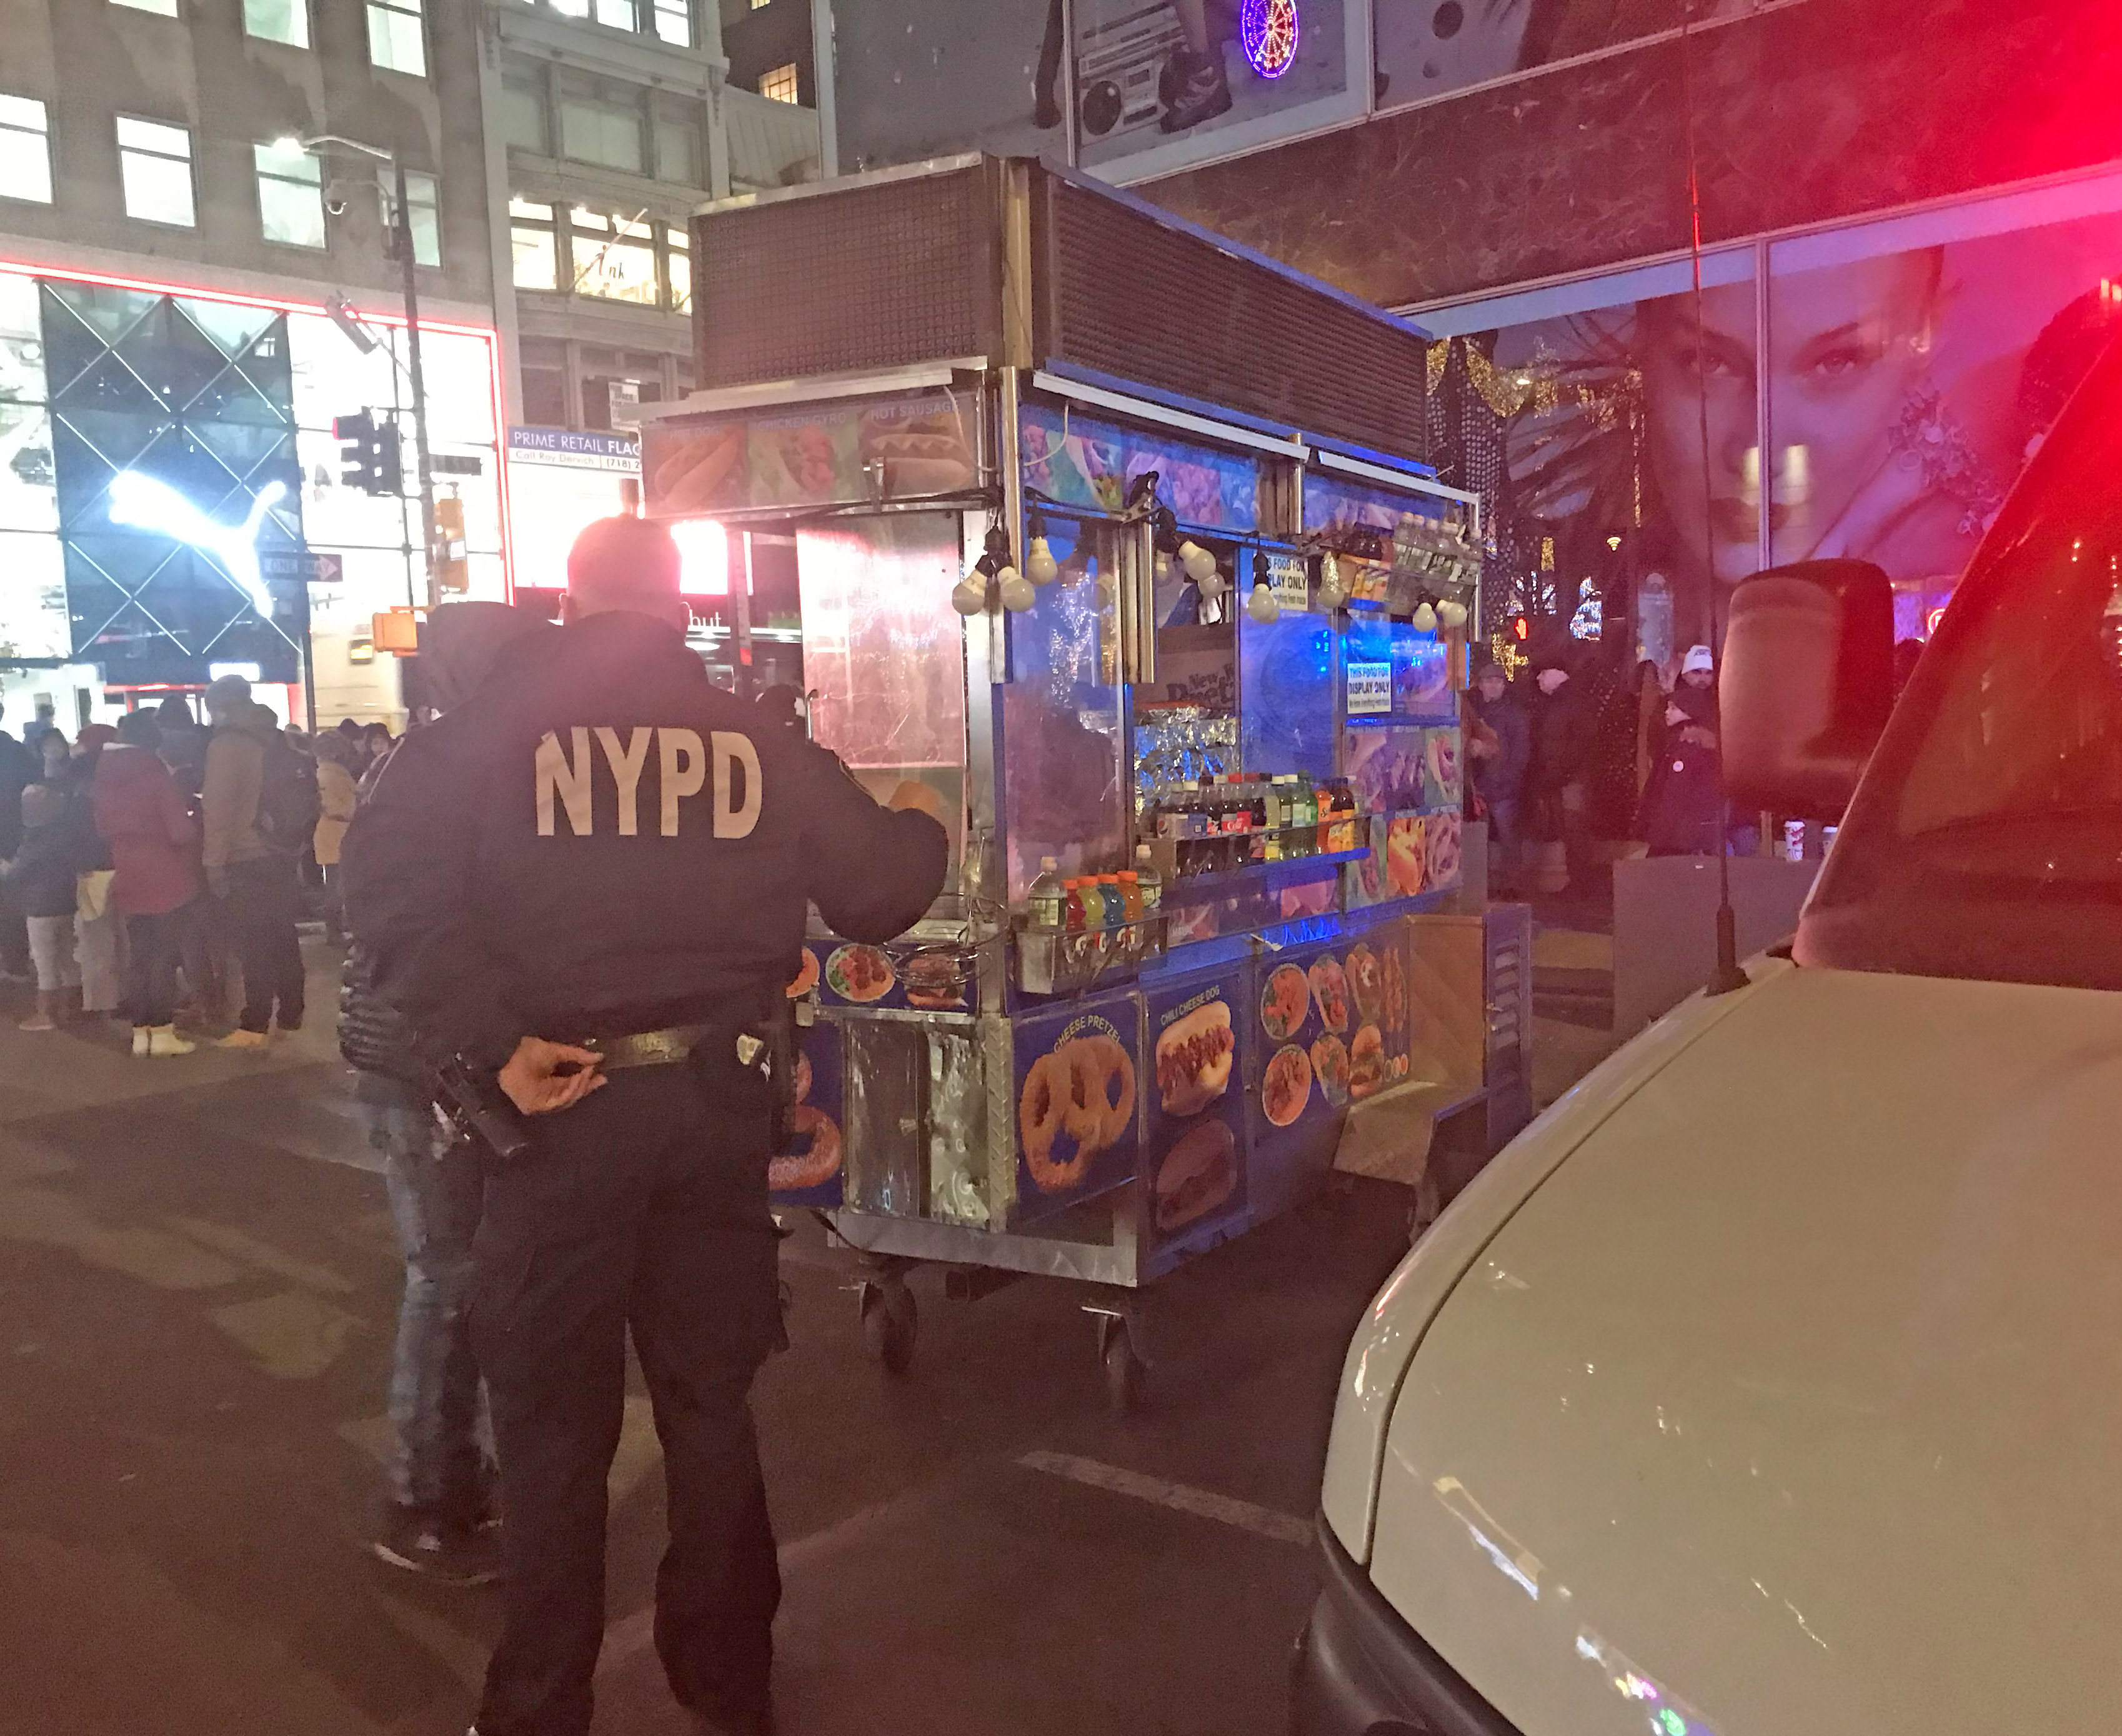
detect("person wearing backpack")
[202,675,312,1048]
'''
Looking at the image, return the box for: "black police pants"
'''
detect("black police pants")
[470,1065,782,1736]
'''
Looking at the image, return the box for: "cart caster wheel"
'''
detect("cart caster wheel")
[860,1279,917,1375]
[1102,1327,1145,1416]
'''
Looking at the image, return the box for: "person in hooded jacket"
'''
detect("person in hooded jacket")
[1639,645,1727,857]
[202,676,305,1047]
[94,709,201,1056]
[343,602,553,1586]
[64,724,123,1019]
[1523,639,1596,892]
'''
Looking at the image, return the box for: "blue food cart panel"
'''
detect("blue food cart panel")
[1010,987,1142,1230]
[1144,965,1251,1254]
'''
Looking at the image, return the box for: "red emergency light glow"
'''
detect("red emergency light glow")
[671,519,730,596]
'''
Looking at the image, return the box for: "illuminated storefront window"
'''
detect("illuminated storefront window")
[511,197,559,291]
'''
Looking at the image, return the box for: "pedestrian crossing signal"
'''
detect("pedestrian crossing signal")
[1510,614,1530,641]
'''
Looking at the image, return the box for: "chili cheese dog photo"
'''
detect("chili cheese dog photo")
[1155,999,1235,1117]
[1154,1120,1238,1234]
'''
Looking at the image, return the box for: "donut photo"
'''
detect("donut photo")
[1262,1042,1313,1128]
[1308,956,1350,1034]
[769,1106,842,1192]
[1019,1030,1137,1194]
[1260,962,1310,1042]
[825,944,895,1003]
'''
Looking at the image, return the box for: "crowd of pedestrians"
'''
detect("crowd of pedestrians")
[0,681,394,1054]
[1462,637,1736,899]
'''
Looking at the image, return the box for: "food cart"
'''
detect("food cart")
[639,156,1531,1409]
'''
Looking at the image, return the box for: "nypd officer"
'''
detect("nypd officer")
[342,514,947,1736]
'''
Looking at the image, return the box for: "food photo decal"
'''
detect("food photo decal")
[1019,1025,1137,1194]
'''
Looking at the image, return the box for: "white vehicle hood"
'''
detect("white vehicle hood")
[1370,963,2122,1736]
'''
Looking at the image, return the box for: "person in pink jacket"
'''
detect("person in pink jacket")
[93,709,202,1056]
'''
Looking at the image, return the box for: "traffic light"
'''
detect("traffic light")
[334,411,403,496]
[433,494,468,592]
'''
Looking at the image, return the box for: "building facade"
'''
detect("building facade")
[486,0,820,590]
[0,0,509,727]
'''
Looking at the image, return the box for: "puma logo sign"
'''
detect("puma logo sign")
[535,727,762,839]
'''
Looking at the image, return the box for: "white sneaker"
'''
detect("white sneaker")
[131,1025,151,1057]
[147,1026,196,1057]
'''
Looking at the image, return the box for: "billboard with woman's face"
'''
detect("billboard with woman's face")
[1480,197,2122,661]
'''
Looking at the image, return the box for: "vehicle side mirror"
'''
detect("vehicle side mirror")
[1721,559,1893,819]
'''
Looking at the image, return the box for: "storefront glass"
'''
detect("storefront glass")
[0,263,504,707]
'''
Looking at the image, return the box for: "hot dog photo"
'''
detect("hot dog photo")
[1145,984,1247,1245]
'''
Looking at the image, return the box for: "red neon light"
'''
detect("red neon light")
[0,255,497,340]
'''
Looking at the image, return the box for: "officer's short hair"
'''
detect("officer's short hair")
[567,514,682,603]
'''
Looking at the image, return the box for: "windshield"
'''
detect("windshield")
[1799,338,2122,989]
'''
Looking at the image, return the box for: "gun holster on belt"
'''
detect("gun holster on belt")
[683,994,798,1153]
[434,1057,532,1165]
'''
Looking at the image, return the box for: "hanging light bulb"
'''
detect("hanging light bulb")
[1412,600,1439,632]
[1317,552,1345,609]
[997,566,1035,612]
[1180,540,1218,584]
[1246,551,1280,623]
[951,574,990,616]
[1437,598,1468,631]
[1027,535,1059,586]
[1197,562,1227,600]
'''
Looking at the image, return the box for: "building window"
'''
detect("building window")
[111,0,181,16]
[242,0,308,47]
[653,0,690,44]
[557,78,644,175]
[379,169,441,267]
[499,68,548,154]
[757,63,800,105]
[749,0,770,9]
[367,0,426,77]
[667,225,690,314]
[117,117,195,228]
[570,209,658,306]
[654,103,700,186]
[592,0,634,27]
[0,97,53,206]
[521,337,570,427]
[511,197,559,291]
[254,140,324,248]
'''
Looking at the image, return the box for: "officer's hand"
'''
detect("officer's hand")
[497,1036,608,1115]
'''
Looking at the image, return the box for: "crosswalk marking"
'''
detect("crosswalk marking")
[1016,1450,1312,1546]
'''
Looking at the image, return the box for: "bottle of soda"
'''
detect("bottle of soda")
[1133,844,1163,913]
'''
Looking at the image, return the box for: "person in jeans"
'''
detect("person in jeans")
[201,677,304,1047]
[5,782,80,1030]
[63,726,122,1019]
[342,606,550,1585]
[93,709,200,1057]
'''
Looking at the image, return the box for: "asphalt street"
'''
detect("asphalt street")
[0,939,1617,1736]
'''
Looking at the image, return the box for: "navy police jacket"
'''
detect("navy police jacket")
[342,609,949,1070]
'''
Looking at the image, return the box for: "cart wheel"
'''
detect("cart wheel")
[860,1278,917,1375]
[1102,1324,1146,1416]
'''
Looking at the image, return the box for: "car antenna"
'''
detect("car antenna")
[1678,0,1750,996]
